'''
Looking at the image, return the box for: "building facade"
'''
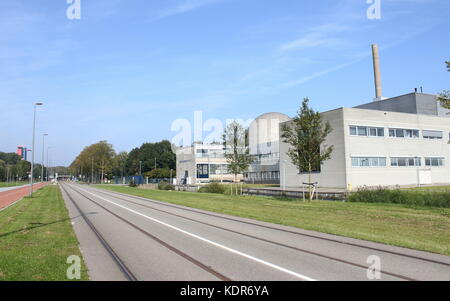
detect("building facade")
[245,112,290,184]
[280,93,450,189]
[176,143,243,185]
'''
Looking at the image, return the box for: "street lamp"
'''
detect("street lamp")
[30,102,43,197]
[41,134,48,182]
[46,147,51,181]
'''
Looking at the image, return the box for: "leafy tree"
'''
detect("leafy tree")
[125,140,176,175]
[112,151,128,178]
[281,98,334,201]
[144,168,174,179]
[70,141,116,183]
[222,121,253,182]
[438,61,450,110]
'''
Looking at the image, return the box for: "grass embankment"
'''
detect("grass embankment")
[97,185,450,256]
[349,187,450,208]
[0,185,88,281]
[0,182,27,188]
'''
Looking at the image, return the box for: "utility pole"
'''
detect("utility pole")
[30,102,43,197]
[91,158,94,184]
[46,147,51,181]
[41,133,48,182]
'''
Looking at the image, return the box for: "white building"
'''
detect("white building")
[246,112,290,184]
[176,143,243,185]
[280,92,450,189]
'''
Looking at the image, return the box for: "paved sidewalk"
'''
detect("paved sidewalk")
[0,183,48,210]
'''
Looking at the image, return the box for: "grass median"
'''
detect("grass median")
[0,181,27,188]
[97,185,450,256]
[0,185,88,281]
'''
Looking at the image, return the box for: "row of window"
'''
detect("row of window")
[351,157,445,167]
[350,126,446,140]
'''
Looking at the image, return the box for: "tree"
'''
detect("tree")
[281,98,334,201]
[144,168,174,179]
[70,141,116,183]
[222,121,253,182]
[438,61,450,110]
[112,151,128,178]
[125,141,176,176]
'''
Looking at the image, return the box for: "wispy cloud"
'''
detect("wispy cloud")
[155,0,222,20]
[279,23,350,52]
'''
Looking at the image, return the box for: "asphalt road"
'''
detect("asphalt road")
[60,183,450,281]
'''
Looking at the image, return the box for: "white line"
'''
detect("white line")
[73,184,317,281]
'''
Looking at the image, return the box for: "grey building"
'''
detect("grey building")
[280,93,450,189]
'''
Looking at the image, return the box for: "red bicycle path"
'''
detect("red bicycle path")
[0,183,49,211]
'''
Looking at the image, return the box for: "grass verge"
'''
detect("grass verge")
[0,182,27,188]
[0,185,88,280]
[97,185,450,256]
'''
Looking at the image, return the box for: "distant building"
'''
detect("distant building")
[17,146,28,161]
[280,92,450,189]
[176,143,243,185]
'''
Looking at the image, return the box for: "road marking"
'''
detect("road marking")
[74,185,317,281]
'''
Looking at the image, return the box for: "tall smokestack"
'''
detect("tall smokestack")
[371,44,383,101]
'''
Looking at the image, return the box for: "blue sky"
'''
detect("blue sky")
[1,0,449,166]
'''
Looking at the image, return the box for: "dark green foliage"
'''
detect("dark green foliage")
[158,181,175,191]
[145,168,174,179]
[348,187,450,208]
[199,182,226,194]
[126,140,176,176]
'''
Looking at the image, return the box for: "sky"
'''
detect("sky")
[0,0,449,166]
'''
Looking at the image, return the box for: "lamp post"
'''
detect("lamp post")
[46,147,51,181]
[41,134,48,183]
[30,102,43,197]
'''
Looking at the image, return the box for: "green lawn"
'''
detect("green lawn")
[0,185,88,281]
[97,185,450,256]
[0,182,28,188]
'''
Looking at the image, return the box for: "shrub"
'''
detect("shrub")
[158,181,174,191]
[129,179,138,188]
[348,186,450,208]
[199,182,226,194]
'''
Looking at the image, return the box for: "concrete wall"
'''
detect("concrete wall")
[344,108,450,188]
[280,108,347,189]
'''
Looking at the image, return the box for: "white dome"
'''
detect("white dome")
[249,112,290,155]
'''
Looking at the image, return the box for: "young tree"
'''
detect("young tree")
[281,98,334,201]
[438,61,450,110]
[222,121,253,183]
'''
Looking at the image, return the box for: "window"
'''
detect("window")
[210,164,229,175]
[350,126,384,137]
[425,158,444,167]
[389,128,419,138]
[196,164,209,178]
[351,157,387,167]
[423,130,443,140]
[390,157,421,167]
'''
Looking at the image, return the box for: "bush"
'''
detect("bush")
[348,186,450,208]
[199,182,226,194]
[129,179,138,188]
[158,181,174,191]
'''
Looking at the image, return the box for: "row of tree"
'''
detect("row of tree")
[69,140,176,182]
